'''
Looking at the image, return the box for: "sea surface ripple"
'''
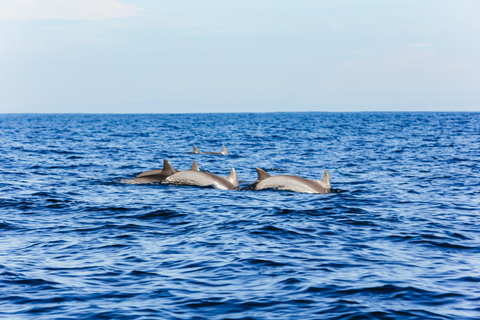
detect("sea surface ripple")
[1,112,479,319]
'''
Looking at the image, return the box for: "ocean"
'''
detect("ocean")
[1,112,479,319]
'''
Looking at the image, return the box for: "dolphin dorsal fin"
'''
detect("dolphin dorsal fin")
[318,169,331,191]
[162,160,175,176]
[191,161,200,171]
[225,168,239,188]
[255,168,271,181]
[221,145,228,155]
[192,146,200,153]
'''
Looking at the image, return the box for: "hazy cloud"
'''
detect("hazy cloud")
[0,0,141,21]
[408,43,435,47]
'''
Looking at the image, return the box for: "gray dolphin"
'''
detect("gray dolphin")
[126,160,178,184]
[164,161,239,190]
[249,168,331,194]
[190,145,228,155]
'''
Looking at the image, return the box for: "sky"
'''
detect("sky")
[0,0,479,113]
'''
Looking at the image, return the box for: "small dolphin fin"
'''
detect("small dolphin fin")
[255,168,271,181]
[192,146,200,153]
[162,159,175,176]
[225,168,239,188]
[191,161,200,171]
[221,145,228,155]
[318,169,331,191]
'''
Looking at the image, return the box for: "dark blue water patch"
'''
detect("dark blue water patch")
[410,239,480,252]
[452,276,480,282]
[1,113,480,320]
[121,209,188,221]
[1,271,60,290]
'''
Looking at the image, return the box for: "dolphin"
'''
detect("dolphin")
[248,168,332,194]
[190,145,228,155]
[164,161,239,190]
[126,159,178,184]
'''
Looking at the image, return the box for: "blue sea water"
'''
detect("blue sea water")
[0,112,479,320]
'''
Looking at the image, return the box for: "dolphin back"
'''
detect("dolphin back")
[318,169,331,192]
[255,168,271,181]
[225,168,239,188]
[191,161,200,171]
[128,160,177,184]
[191,145,228,155]
[162,159,176,176]
[165,162,238,190]
[252,168,332,194]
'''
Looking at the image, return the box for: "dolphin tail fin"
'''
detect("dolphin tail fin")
[221,145,228,155]
[318,169,331,191]
[163,160,176,176]
[226,168,239,188]
[191,161,200,171]
[255,168,271,181]
[192,146,200,153]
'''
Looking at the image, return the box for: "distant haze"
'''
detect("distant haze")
[0,0,479,113]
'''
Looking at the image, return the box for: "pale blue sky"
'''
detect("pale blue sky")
[0,0,479,113]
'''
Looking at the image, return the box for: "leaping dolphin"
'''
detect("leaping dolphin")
[126,160,178,184]
[164,161,239,190]
[190,145,228,155]
[248,168,332,194]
